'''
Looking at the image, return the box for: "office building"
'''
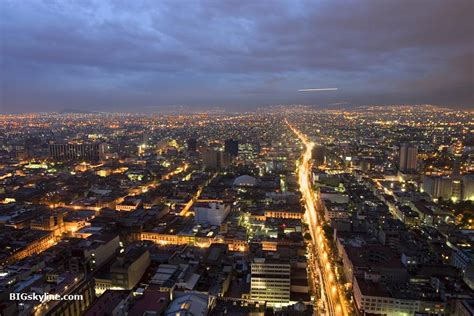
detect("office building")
[202,150,219,168]
[202,150,231,169]
[69,234,120,273]
[14,145,29,160]
[238,143,259,161]
[224,139,239,157]
[399,143,418,173]
[95,247,151,296]
[453,140,463,178]
[49,142,107,161]
[463,174,474,201]
[110,248,150,290]
[422,176,453,201]
[452,179,462,201]
[313,145,326,167]
[250,258,291,306]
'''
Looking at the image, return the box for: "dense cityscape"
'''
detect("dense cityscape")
[0,105,472,315]
[1,0,473,314]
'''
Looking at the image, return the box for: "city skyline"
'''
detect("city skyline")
[0,1,473,315]
[0,106,472,316]
[1,0,473,114]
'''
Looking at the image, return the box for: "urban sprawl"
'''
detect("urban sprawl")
[0,104,473,316]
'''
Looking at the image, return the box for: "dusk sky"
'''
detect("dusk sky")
[0,0,473,113]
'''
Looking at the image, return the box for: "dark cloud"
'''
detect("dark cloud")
[0,0,472,113]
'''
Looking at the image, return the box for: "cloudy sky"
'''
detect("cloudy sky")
[0,0,473,113]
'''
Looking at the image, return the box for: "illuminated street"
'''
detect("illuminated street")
[287,119,349,316]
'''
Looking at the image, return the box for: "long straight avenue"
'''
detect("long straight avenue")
[287,119,350,316]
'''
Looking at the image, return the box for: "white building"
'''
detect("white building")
[194,200,230,226]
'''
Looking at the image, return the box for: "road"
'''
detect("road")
[179,172,218,216]
[286,120,349,316]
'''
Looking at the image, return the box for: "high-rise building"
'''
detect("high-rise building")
[224,139,239,157]
[110,248,150,290]
[202,150,231,169]
[49,142,107,161]
[462,174,474,201]
[250,258,291,306]
[399,143,418,173]
[452,179,462,202]
[422,176,453,201]
[187,138,197,152]
[453,140,464,178]
[218,151,231,168]
[14,145,29,161]
[238,143,259,161]
[313,145,326,167]
[202,150,219,168]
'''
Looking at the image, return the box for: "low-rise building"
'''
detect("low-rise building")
[353,275,446,315]
[194,200,231,226]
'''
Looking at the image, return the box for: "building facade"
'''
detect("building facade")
[250,258,291,306]
[194,200,231,226]
[49,142,107,161]
[224,139,239,157]
[399,143,418,173]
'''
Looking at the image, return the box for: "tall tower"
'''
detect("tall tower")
[399,143,418,173]
[224,139,239,157]
[452,140,463,178]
